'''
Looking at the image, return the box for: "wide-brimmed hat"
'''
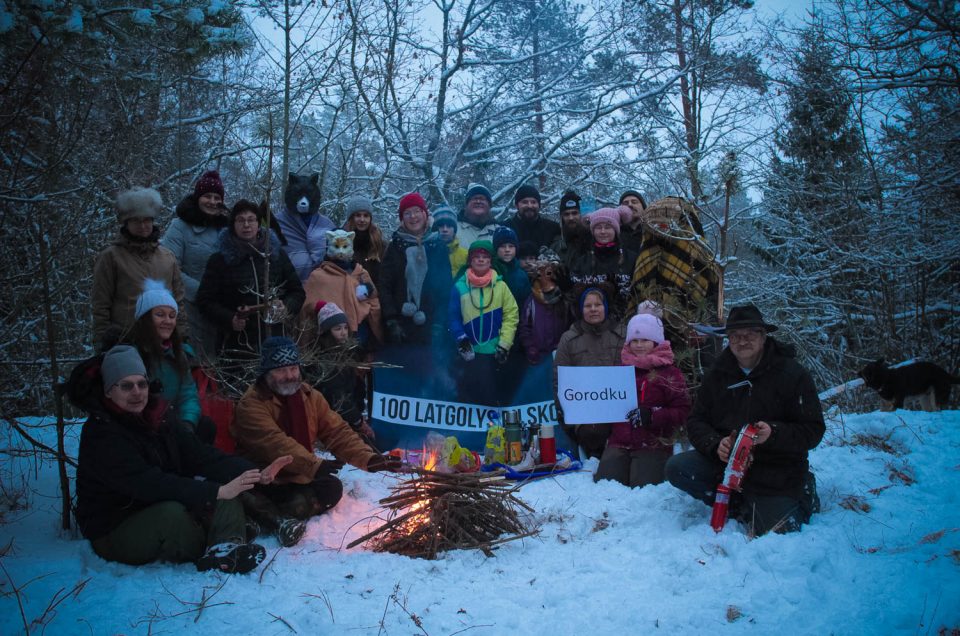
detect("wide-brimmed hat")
[720,304,778,334]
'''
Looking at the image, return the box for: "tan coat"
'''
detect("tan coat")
[300,260,383,342]
[91,233,185,347]
[231,381,379,484]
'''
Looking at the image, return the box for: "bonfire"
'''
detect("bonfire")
[347,456,537,559]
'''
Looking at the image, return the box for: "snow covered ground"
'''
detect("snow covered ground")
[1,409,958,635]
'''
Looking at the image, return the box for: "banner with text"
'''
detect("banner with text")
[370,344,571,452]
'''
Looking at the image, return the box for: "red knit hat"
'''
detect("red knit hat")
[194,170,225,199]
[398,192,428,219]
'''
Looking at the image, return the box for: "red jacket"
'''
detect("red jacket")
[607,341,690,450]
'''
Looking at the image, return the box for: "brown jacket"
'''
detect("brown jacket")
[231,381,379,484]
[92,232,185,347]
[552,319,626,393]
[300,260,383,342]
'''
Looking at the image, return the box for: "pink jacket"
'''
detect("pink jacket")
[607,341,691,451]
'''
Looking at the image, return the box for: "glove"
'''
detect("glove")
[457,338,475,362]
[626,407,652,429]
[367,454,404,473]
[386,319,406,344]
[494,346,509,365]
[316,458,345,477]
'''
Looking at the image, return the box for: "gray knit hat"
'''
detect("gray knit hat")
[345,195,373,218]
[102,345,147,391]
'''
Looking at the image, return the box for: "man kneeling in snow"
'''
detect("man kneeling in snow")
[665,305,825,536]
[231,337,401,546]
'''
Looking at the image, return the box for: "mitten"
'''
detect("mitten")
[367,454,404,473]
[494,346,509,365]
[458,338,475,362]
[626,406,652,429]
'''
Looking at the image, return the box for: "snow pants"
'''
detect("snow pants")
[665,450,819,536]
[595,446,672,488]
[91,499,246,565]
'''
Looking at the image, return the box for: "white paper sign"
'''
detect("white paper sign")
[557,366,638,425]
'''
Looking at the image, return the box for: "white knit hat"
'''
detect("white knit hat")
[626,313,664,344]
[134,279,177,320]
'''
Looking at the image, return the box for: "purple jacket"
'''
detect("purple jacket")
[608,341,691,450]
[518,287,572,364]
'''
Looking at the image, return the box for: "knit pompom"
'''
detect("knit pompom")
[401,302,417,317]
[413,311,426,326]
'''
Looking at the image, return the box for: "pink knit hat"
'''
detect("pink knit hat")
[588,205,631,235]
[315,300,348,334]
[626,313,664,344]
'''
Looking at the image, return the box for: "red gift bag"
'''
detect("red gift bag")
[192,368,237,453]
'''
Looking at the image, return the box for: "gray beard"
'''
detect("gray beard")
[267,376,301,396]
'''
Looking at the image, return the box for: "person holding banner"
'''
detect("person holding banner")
[595,311,690,488]
[449,240,519,406]
[379,192,453,345]
[553,286,625,458]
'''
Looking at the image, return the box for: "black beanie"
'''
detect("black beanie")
[560,190,581,212]
[514,184,541,205]
[619,190,646,208]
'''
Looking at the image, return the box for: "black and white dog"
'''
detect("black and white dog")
[859,359,959,411]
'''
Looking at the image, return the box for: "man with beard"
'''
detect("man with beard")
[549,189,592,263]
[617,189,647,253]
[231,337,402,546]
[503,184,560,251]
[457,183,500,246]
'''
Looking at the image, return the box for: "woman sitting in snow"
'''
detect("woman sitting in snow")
[595,308,690,488]
[67,345,292,574]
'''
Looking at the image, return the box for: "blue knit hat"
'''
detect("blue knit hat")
[493,226,519,250]
[464,183,492,204]
[579,287,609,317]
[431,204,458,231]
[259,336,301,375]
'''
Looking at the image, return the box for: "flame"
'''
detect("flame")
[421,444,439,471]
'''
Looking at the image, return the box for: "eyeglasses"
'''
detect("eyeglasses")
[727,329,765,343]
[115,379,149,392]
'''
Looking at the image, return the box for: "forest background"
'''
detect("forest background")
[1,0,957,424]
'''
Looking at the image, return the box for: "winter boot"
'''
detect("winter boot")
[196,542,266,574]
[277,518,307,548]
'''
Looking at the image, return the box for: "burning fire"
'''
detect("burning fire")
[421,445,438,471]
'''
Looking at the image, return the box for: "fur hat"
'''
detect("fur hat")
[398,192,427,219]
[315,301,348,335]
[493,226,519,250]
[618,189,646,208]
[134,279,177,320]
[720,304,778,334]
[559,190,581,212]
[345,195,372,218]
[468,240,493,262]
[514,184,541,205]
[465,183,492,204]
[194,170,225,199]
[259,336,301,376]
[102,345,147,391]
[116,187,163,223]
[626,313,664,344]
[588,206,631,235]
[431,205,458,231]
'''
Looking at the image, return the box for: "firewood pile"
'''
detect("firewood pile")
[347,469,537,559]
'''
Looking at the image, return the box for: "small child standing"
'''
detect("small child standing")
[596,312,691,488]
[492,226,532,309]
[432,205,468,279]
[448,241,519,404]
[308,301,376,445]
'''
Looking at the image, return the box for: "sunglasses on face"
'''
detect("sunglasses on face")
[115,379,149,392]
